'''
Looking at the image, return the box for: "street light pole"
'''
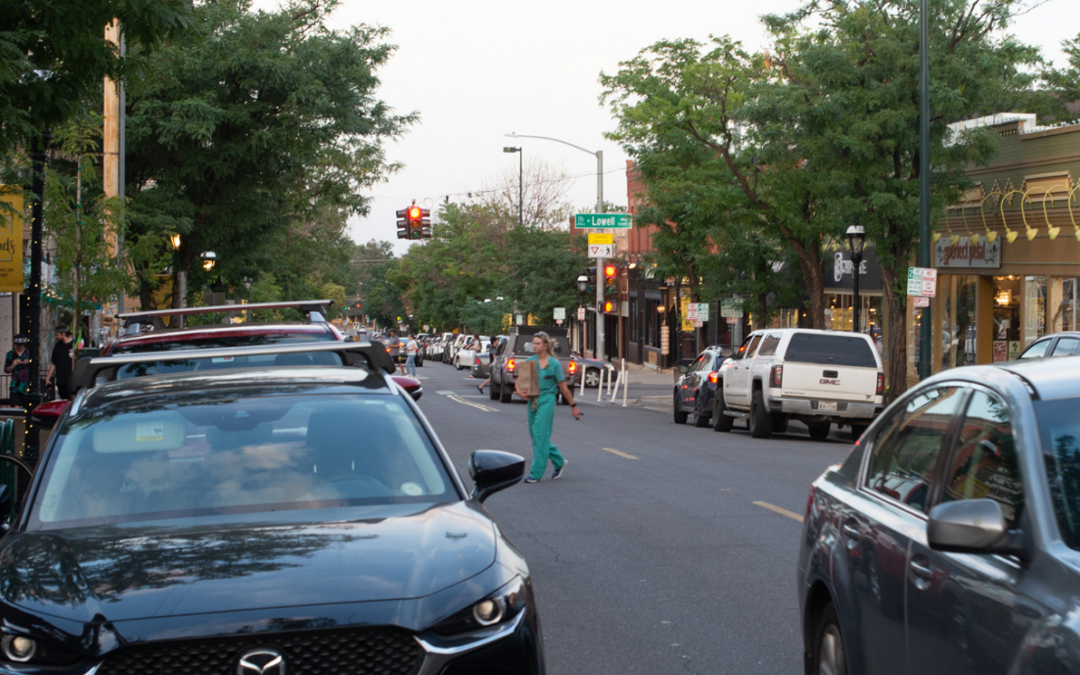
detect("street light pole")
[505,132,605,360]
[502,146,523,226]
[847,224,866,335]
[918,0,932,380]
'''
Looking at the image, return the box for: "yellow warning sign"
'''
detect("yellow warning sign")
[588,233,614,246]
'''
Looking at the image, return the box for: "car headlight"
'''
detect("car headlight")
[430,577,527,636]
[0,634,80,666]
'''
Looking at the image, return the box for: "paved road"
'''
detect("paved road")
[415,361,854,675]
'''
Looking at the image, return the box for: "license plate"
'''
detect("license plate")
[818,401,838,411]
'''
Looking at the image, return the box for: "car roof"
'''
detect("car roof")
[76,366,392,414]
[109,323,338,351]
[923,357,1080,402]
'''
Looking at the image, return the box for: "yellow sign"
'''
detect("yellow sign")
[0,187,24,293]
[588,233,614,246]
[680,297,694,332]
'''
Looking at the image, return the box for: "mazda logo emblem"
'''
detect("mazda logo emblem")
[238,648,285,675]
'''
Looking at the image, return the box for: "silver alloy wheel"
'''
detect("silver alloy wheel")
[584,368,601,388]
[818,623,845,675]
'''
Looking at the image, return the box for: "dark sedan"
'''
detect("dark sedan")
[673,346,731,428]
[0,366,543,675]
[798,357,1080,675]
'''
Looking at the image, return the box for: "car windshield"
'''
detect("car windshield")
[30,393,454,531]
[1036,397,1080,550]
[111,332,336,354]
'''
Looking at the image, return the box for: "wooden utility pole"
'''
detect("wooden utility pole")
[103,19,122,333]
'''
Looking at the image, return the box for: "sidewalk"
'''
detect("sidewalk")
[588,360,675,412]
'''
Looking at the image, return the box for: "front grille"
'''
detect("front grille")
[98,626,422,675]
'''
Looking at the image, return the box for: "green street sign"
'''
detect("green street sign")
[575,213,632,229]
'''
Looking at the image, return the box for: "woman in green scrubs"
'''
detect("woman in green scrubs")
[515,332,581,482]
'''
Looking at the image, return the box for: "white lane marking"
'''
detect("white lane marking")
[602,447,638,460]
[446,394,499,413]
[753,500,805,523]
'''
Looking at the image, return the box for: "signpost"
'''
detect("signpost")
[577,307,586,321]
[912,296,930,308]
[575,213,632,229]
[553,307,566,321]
[906,267,938,297]
[588,244,615,258]
[720,298,743,318]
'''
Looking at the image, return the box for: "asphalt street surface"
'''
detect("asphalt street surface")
[415,361,854,675]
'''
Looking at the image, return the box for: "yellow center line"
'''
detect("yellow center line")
[753,501,805,523]
[446,395,499,413]
[602,447,638,460]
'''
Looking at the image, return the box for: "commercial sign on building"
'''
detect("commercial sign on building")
[0,187,23,293]
[823,246,883,291]
[934,236,1001,269]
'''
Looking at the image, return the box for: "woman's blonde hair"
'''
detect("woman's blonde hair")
[533,331,555,354]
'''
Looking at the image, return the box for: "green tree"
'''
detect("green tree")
[124,0,415,308]
[0,0,190,154]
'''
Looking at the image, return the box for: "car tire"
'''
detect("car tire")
[489,381,499,400]
[673,391,688,424]
[500,381,513,403]
[712,389,734,432]
[584,368,601,388]
[694,393,710,427]
[810,603,848,675]
[808,422,831,441]
[749,388,773,439]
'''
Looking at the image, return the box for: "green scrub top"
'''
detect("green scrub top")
[527,355,564,398]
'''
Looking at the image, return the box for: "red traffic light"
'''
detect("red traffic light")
[604,264,617,278]
[408,206,422,220]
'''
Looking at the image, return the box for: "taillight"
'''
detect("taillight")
[708,371,718,385]
[569,360,577,374]
[806,485,816,518]
[876,372,884,396]
[508,358,515,372]
[769,364,783,388]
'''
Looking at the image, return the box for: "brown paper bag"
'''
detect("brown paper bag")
[515,359,540,398]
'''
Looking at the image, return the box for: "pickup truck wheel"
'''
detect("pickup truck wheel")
[673,391,688,424]
[694,393,710,427]
[808,422,831,441]
[500,381,513,403]
[712,390,734,432]
[749,389,773,439]
[489,380,499,400]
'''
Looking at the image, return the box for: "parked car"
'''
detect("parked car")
[673,346,733,427]
[0,354,543,674]
[471,337,508,380]
[569,353,616,389]
[455,338,490,370]
[714,328,884,440]
[1017,331,1080,359]
[798,357,1080,675]
[489,326,577,403]
[445,335,467,364]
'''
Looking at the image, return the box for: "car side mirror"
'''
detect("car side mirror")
[469,450,525,503]
[927,499,1020,555]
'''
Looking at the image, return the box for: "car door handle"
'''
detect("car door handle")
[842,523,860,539]
[909,559,933,579]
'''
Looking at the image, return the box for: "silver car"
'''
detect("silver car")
[798,357,1080,675]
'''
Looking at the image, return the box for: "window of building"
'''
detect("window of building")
[939,275,978,370]
[1024,276,1047,347]
[1050,278,1078,333]
[993,275,1022,362]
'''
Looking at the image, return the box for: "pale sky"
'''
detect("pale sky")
[257,0,1080,255]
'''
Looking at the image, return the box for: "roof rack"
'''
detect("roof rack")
[118,300,335,331]
[71,339,394,395]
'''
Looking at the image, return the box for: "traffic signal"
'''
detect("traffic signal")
[603,300,615,314]
[396,204,432,240]
[603,264,617,297]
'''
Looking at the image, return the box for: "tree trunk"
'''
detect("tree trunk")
[792,238,827,329]
[880,263,908,404]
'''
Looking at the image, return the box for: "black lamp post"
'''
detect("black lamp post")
[846,224,866,334]
[503,146,522,226]
[576,273,588,353]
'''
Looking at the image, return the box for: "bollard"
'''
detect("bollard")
[597,366,606,403]
[621,358,628,407]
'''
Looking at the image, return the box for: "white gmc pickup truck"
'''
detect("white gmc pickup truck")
[714,328,884,440]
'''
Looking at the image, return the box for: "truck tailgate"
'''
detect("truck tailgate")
[780,363,879,403]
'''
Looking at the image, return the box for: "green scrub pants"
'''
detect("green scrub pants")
[527,393,565,480]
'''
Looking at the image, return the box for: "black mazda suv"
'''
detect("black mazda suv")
[0,364,542,675]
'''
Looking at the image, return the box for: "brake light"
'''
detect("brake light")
[806,485,816,518]
[708,371,718,385]
[569,360,577,374]
[508,358,515,372]
[769,364,783,388]
[876,372,884,396]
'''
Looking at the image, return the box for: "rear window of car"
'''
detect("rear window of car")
[784,333,877,368]
[31,394,454,530]
[112,332,336,354]
[514,336,570,356]
[114,351,345,379]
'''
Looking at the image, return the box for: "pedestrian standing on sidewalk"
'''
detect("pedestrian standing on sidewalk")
[4,334,30,407]
[516,331,580,483]
[46,325,75,400]
[404,334,418,377]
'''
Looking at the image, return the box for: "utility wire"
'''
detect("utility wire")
[366,166,627,205]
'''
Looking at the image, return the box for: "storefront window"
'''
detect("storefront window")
[1050,278,1078,333]
[993,276,1022,362]
[1024,276,1047,347]
[940,275,978,370]
[826,294,883,333]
